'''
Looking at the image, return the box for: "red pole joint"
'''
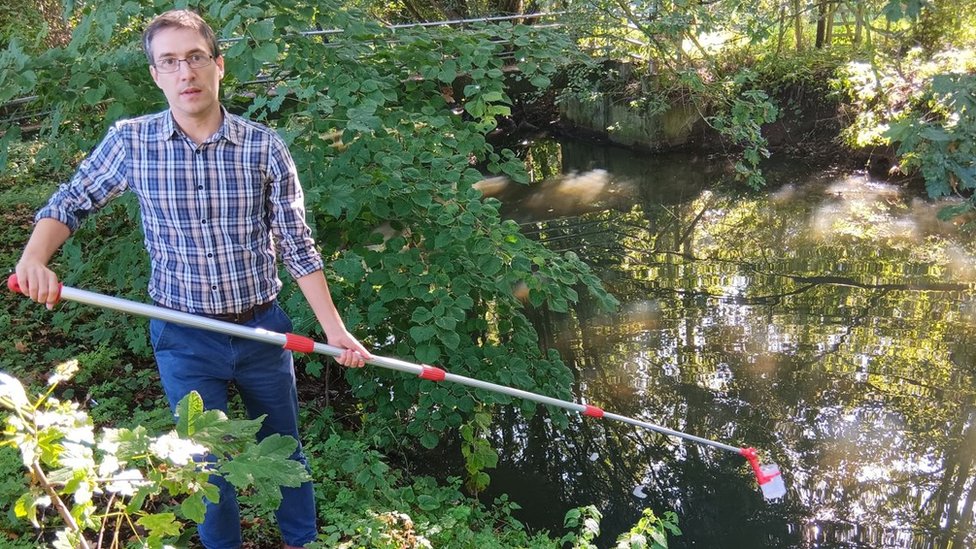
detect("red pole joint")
[283,333,315,353]
[419,365,446,381]
[583,404,604,418]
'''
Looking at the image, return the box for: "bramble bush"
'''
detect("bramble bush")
[1,363,678,547]
[0,362,308,548]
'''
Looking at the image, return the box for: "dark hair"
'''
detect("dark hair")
[142,9,221,65]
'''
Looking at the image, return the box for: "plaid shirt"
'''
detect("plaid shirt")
[37,109,324,315]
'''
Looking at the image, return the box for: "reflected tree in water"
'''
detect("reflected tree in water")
[485,145,976,547]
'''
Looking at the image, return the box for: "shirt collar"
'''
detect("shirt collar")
[156,107,243,146]
[158,111,178,141]
[219,109,245,146]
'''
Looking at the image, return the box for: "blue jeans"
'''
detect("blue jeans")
[150,302,317,549]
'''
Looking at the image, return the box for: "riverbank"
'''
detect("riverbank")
[501,55,942,188]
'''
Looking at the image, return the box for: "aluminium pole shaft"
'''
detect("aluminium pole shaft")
[8,275,746,456]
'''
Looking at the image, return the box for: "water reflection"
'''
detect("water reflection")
[480,139,976,548]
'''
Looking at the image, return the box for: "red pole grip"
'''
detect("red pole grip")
[6,274,63,304]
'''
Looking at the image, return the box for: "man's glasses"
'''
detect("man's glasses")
[153,53,214,73]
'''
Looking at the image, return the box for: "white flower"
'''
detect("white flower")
[149,433,207,466]
[106,469,148,497]
[99,453,121,478]
[59,440,95,472]
[0,372,30,409]
[48,360,80,386]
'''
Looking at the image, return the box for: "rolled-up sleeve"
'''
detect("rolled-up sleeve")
[36,127,129,232]
[266,135,325,279]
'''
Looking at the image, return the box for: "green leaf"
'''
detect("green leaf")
[175,392,205,438]
[411,307,434,323]
[416,344,441,364]
[137,512,181,537]
[409,325,436,343]
[530,75,551,88]
[334,256,366,281]
[0,126,22,169]
[250,19,275,41]
[83,85,106,105]
[920,127,953,142]
[438,61,457,84]
[125,485,154,514]
[937,202,972,221]
[418,494,440,510]
[438,330,461,350]
[252,42,279,63]
[411,190,433,207]
[464,99,486,119]
[220,434,309,510]
[420,432,440,449]
[181,491,208,523]
[434,313,458,330]
[14,492,41,527]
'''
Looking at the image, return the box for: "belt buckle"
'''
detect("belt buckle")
[232,308,251,323]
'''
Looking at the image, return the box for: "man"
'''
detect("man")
[14,9,370,549]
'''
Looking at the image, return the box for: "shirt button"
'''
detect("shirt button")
[195,150,202,155]
[197,185,204,190]
[211,285,218,290]
[207,252,213,258]
[201,219,207,224]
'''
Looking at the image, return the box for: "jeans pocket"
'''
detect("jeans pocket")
[266,302,294,334]
[149,318,171,351]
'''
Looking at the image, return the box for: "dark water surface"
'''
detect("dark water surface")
[474,139,976,548]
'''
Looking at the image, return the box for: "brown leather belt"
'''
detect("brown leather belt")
[202,301,275,324]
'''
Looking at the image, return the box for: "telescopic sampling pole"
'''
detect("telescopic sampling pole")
[7,274,786,500]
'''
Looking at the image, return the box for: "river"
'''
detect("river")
[470,138,976,548]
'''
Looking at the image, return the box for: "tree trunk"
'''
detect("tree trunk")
[825,1,837,46]
[775,2,787,56]
[815,0,828,48]
[793,0,803,51]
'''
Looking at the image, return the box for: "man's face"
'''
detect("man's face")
[148,26,224,122]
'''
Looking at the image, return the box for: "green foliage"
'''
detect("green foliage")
[2,360,677,548]
[221,0,617,468]
[305,432,561,547]
[0,446,33,547]
[0,0,51,53]
[614,509,681,549]
[560,504,680,548]
[753,48,848,96]
[881,0,926,23]
[0,1,617,493]
[708,70,780,189]
[71,350,169,429]
[459,407,497,494]
[885,73,976,217]
[832,47,976,219]
[0,364,308,547]
[561,505,602,548]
